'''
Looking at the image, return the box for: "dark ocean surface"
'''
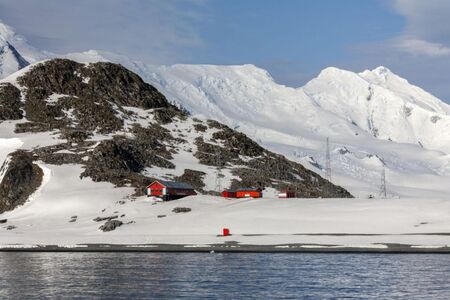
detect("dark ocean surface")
[0,252,449,299]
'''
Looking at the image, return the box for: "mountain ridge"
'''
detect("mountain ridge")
[0,58,351,213]
[1,21,450,198]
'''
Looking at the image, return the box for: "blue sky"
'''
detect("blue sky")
[193,0,404,85]
[1,0,450,101]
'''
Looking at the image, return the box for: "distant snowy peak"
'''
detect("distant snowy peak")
[0,22,28,77]
[360,67,450,115]
[0,22,15,41]
[304,66,450,152]
[312,65,450,114]
[151,63,277,93]
[0,21,47,78]
[148,62,450,153]
[0,40,29,78]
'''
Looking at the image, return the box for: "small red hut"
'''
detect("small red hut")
[221,188,263,199]
[278,191,296,198]
[222,190,237,198]
[146,180,196,201]
[235,188,262,198]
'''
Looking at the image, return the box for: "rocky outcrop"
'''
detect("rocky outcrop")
[93,215,118,222]
[211,124,264,157]
[196,122,353,198]
[0,151,43,213]
[174,169,206,192]
[99,220,123,232]
[172,207,191,213]
[0,83,22,120]
[15,59,183,134]
[80,136,173,190]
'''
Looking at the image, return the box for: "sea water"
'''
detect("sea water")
[0,252,449,299]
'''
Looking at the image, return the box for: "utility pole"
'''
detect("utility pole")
[380,164,387,199]
[325,137,331,182]
[214,148,223,193]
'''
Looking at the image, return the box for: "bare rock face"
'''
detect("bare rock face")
[0,151,43,213]
[172,207,192,213]
[81,136,174,188]
[15,59,183,134]
[99,220,123,232]
[0,83,22,120]
[198,121,353,198]
[174,169,206,192]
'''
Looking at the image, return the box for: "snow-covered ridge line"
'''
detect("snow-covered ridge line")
[2,20,450,198]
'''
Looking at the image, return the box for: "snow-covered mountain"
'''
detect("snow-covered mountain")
[140,63,450,198]
[0,22,47,78]
[1,21,450,198]
[3,21,450,249]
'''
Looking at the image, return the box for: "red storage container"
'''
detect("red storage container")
[223,228,230,236]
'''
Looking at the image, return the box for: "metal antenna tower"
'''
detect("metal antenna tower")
[214,149,223,192]
[325,137,331,182]
[380,164,387,199]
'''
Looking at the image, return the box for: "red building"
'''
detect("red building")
[278,191,296,198]
[146,180,196,201]
[222,190,237,198]
[222,188,263,198]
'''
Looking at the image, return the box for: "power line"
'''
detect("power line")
[380,163,387,199]
[325,137,331,182]
[214,148,223,193]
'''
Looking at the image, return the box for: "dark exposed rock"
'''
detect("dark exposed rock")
[172,207,192,213]
[0,83,22,120]
[93,215,119,222]
[174,169,206,192]
[131,123,175,159]
[195,125,352,198]
[157,215,166,218]
[16,59,178,134]
[81,136,173,188]
[0,219,7,224]
[14,122,53,133]
[207,119,227,130]
[430,115,441,124]
[212,126,264,157]
[153,107,187,124]
[193,123,207,132]
[18,59,170,108]
[31,142,94,166]
[194,137,241,167]
[60,128,92,143]
[99,220,123,232]
[0,151,43,214]
[6,225,16,230]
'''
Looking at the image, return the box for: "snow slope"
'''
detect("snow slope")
[2,191,450,248]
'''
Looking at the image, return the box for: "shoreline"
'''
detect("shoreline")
[1,243,450,253]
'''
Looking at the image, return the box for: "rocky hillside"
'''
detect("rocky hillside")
[0,150,42,214]
[0,59,351,212]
